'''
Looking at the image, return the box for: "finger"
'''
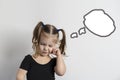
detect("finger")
[53,48,59,54]
[52,49,56,54]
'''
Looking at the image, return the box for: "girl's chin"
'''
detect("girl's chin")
[40,53,49,56]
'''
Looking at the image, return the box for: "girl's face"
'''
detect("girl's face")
[38,33,58,57]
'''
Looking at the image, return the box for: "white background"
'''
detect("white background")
[0,0,120,80]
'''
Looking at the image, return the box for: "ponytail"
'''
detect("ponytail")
[58,29,66,55]
[32,21,44,45]
[32,21,44,57]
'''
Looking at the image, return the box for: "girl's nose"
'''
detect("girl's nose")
[44,46,48,50]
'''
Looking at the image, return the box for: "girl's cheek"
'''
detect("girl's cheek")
[50,48,53,53]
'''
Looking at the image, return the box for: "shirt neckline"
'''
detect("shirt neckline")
[29,55,52,66]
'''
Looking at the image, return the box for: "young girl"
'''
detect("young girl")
[16,21,66,80]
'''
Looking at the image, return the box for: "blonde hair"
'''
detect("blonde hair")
[32,21,66,57]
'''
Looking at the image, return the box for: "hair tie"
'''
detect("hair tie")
[57,29,60,32]
[41,22,45,27]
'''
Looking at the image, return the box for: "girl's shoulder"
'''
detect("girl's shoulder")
[23,54,32,61]
[20,54,32,71]
[25,54,31,58]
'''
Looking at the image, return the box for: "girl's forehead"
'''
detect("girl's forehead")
[40,34,58,43]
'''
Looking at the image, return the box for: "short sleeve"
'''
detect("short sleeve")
[20,55,31,71]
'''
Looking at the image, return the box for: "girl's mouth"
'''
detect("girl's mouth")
[42,52,48,54]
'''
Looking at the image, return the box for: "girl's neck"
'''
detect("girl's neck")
[32,54,51,65]
[39,55,50,59]
[33,53,50,59]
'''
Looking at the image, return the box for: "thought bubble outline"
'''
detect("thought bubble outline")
[78,27,86,35]
[83,9,116,37]
[70,32,78,38]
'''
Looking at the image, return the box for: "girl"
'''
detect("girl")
[16,21,66,80]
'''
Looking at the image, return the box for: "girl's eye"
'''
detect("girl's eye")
[40,42,45,45]
[49,45,53,47]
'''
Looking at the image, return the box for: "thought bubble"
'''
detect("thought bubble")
[70,9,116,38]
[83,9,116,37]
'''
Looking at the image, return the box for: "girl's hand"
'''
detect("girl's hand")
[52,48,61,57]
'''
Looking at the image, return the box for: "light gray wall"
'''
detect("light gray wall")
[0,0,120,80]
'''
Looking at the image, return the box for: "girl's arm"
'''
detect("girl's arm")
[16,69,27,80]
[53,49,66,76]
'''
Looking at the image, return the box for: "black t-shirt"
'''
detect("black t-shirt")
[20,55,56,80]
